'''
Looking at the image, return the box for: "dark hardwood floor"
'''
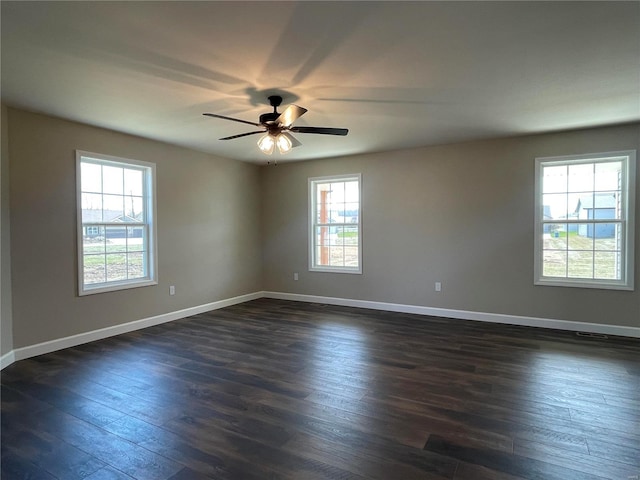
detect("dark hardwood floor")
[2,298,639,479]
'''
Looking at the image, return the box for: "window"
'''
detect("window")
[534,151,635,290]
[309,174,362,273]
[76,151,157,295]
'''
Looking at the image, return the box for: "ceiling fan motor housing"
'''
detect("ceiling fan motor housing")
[259,112,280,124]
[260,95,284,125]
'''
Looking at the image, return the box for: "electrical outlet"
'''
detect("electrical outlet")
[435,282,442,292]
[294,273,299,281]
[169,285,176,295]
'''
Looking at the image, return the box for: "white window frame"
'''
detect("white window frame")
[534,150,635,290]
[76,150,158,295]
[309,174,362,274]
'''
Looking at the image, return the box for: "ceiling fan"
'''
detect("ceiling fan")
[203,95,348,156]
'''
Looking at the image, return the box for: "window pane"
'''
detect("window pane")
[567,193,582,218]
[542,193,567,220]
[331,226,344,246]
[315,245,329,266]
[105,226,127,247]
[316,185,331,223]
[575,194,593,221]
[103,165,123,195]
[344,181,359,202]
[83,234,105,255]
[594,252,620,280]
[343,225,359,245]
[542,223,567,249]
[315,226,330,266]
[593,223,618,249]
[344,203,359,223]
[543,250,567,277]
[106,253,127,282]
[82,193,103,222]
[328,207,341,224]
[330,182,344,203]
[124,168,143,196]
[569,224,593,250]
[126,196,144,220]
[344,247,359,267]
[127,226,145,252]
[84,255,106,285]
[81,163,102,193]
[568,163,593,193]
[568,250,593,278]
[329,246,345,267]
[316,183,330,201]
[315,225,329,244]
[542,165,567,193]
[595,161,622,191]
[598,193,619,220]
[127,252,145,279]
[103,195,124,220]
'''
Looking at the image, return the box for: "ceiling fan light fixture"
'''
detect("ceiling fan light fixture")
[257,134,275,155]
[276,133,292,154]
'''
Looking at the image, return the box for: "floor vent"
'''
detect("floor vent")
[576,331,609,339]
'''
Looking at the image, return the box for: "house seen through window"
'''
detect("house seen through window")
[534,151,635,290]
[77,151,157,295]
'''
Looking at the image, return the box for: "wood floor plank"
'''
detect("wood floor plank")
[2,298,638,480]
[281,431,454,480]
[84,465,136,479]
[514,437,638,480]
[2,424,106,479]
[104,415,283,480]
[586,438,640,468]
[8,378,128,428]
[26,407,183,480]
[0,450,59,480]
[424,434,608,480]
[454,461,528,480]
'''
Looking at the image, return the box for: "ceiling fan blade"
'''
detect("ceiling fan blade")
[276,105,307,127]
[289,126,348,136]
[203,113,260,127]
[281,132,302,148]
[219,131,265,140]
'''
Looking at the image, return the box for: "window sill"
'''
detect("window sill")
[79,279,158,296]
[309,266,362,275]
[535,278,633,291]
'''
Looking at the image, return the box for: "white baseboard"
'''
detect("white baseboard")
[3,289,637,371]
[3,291,263,369]
[263,291,640,339]
[1,350,15,370]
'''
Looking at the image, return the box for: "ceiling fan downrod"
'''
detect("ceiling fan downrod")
[260,96,283,124]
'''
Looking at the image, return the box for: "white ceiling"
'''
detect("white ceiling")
[2,1,639,163]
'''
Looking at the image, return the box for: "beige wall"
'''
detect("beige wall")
[3,107,638,355]
[8,108,262,349]
[1,104,13,356]
[261,123,640,328]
